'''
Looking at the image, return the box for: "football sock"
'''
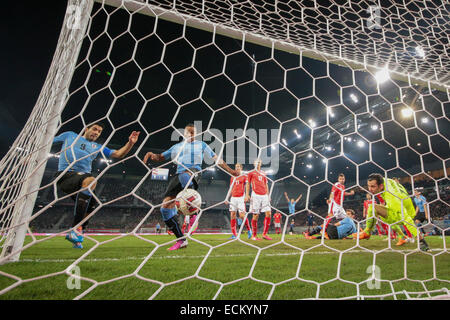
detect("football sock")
[230,218,237,236]
[244,218,251,231]
[391,225,406,239]
[263,216,271,235]
[72,192,92,228]
[363,205,376,234]
[251,219,258,237]
[403,226,413,238]
[164,216,184,239]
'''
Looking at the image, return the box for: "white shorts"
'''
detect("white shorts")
[329,202,346,220]
[229,196,246,213]
[275,223,281,228]
[249,193,271,214]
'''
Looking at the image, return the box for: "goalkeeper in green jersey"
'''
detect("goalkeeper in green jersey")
[354,173,431,252]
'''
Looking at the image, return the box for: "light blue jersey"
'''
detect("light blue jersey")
[162,140,215,174]
[53,131,114,174]
[337,217,357,239]
[414,195,427,212]
[288,201,296,214]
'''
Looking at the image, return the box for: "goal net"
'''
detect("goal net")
[0,0,449,300]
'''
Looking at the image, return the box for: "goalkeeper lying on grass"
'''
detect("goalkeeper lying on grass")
[353,173,431,252]
[304,209,357,240]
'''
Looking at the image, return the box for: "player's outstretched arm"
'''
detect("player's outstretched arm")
[214,156,238,176]
[143,152,165,164]
[284,192,289,202]
[344,189,355,196]
[111,131,140,159]
[295,193,303,203]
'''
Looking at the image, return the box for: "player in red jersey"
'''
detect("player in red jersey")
[323,173,355,232]
[246,159,272,241]
[273,211,282,234]
[227,163,252,239]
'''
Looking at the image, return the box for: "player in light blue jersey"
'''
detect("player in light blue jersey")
[414,189,429,235]
[305,209,357,240]
[284,191,302,215]
[53,122,140,248]
[144,123,238,251]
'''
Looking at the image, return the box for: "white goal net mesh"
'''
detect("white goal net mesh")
[0,0,449,300]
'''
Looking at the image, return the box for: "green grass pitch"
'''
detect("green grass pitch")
[0,234,448,300]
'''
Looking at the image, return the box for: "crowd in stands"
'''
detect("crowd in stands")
[29,172,449,233]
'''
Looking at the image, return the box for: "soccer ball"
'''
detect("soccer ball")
[175,189,202,216]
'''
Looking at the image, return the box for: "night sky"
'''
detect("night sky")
[0,1,67,159]
[2,1,449,196]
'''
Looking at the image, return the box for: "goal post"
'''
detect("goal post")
[0,0,94,263]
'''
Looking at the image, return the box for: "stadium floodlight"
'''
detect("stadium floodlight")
[421,117,429,123]
[307,153,313,158]
[294,129,301,138]
[357,140,365,148]
[306,164,313,169]
[415,46,425,58]
[327,108,335,118]
[371,124,379,131]
[374,67,390,84]
[401,107,414,117]
[308,119,317,128]
[350,93,358,103]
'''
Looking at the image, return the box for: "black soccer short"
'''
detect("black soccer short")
[414,212,427,223]
[55,171,93,196]
[326,224,339,240]
[163,168,201,198]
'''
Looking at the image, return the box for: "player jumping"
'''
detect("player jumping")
[227,163,252,239]
[354,173,431,252]
[143,123,237,251]
[246,159,272,241]
[284,191,302,215]
[52,123,140,249]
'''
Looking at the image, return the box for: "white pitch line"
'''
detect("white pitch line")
[15,249,447,264]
